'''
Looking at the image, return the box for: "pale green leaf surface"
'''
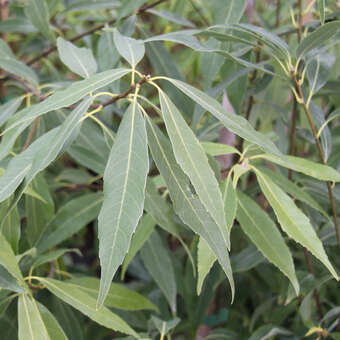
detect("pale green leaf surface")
[57,37,97,78]
[159,90,229,246]
[223,174,238,232]
[237,192,299,294]
[201,142,240,157]
[255,169,338,280]
[97,102,148,308]
[0,97,23,127]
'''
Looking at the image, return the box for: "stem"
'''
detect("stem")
[298,0,303,42]
[276,0,281,28]
[288,91,298,180]
[0,0,9,100]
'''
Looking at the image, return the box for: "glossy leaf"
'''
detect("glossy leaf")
[159,90,229,246]
[36,278,139,338]
[57,37,97,78]
[255,169,338,280]
[97,102,148,309]
[237,191,299,294]
[146,117,234,300]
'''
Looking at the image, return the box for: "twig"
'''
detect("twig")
[276,0,281,28]
[298,0,303,41]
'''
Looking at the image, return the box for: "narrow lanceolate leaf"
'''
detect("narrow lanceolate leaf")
[24,0,55,42]
[0,265,25,293]
[113,28,145,68]
[254,169,338,280]
[197,237,217,295]
[97,102,148,309]
[223,0,247,24]
[146,117,234,300]
[0,233,25,287]
[317,0,326,25]
[36,192,103,253]
[296,21,340,59]
[257,154,340,182]
[164,77,281,156]
[69,276,157,312]
[222,174,238,233]
[36,278,139,338]
[159,90,229,246]
[0,97,23,127]
[237,192,299,295]
[0,68,130,160]
[36,302,68,340]
[140,230,177,313]
[57,37,97,78]
[18,294,51,340]
[201,142,240,157]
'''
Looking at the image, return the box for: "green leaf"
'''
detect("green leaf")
[68,276,157,312]
[140,230,177,313]
[222,0,247,24]
[65,0,120,12]
[254,169,338,280]
[1,68,130,159]
[0,233,25,286]
[0,97,23,127]
[164,77,281,156]
[231,245,265,273]
[0,198,20,252]
[36,302,68,340]
[258,167,328,217]
[121,214,155,279]
[36,192,103,253]
[18,294,51,340]
[201,142,240,157]
[0,265,25,293]
[97,101,148,309]
[222,174,238,232]
[296,21,340,59]
[150,316,180,335]
[146,9,195,27]
[237,191,299,295]
[57,37,97,78]
[146,117,234,300]
[113,28,145,68]
[256,153,340,182]
[25,173,54,246]
[35,278,139,338]
[24,0,55,42]
[159,90,229,246]
[32,249,81,270]
[197,237,216,295]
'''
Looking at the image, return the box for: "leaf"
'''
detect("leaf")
[32,249,81,270]
[35,278,139,338]
[258,167,328,217]
[140,230,177,312]
[296,21,340,59]
[0,97,23,127]
[164,77,281,156]
[97,101,148,309]
[222,174,238,232]
[36,302,68,340]
[68,276,157,312]
[317,0,326,25]
[18,294,51,340]
[159,90,229,246]
[36,192,103,253]
[201,142,240,157]
[24,0,55,42]
[65,0,120,12]
[254,169,338,280]
[0,198,21,252]
[222,0,247,24]
[0,233,25,286]
[146,9,195,27]
[1,68,130,159]
[231,245,265,273]
[256,153,340,182]
[113,28,145,68]
[150,316,180,335]
[197,237,216,295]
[146,117,234,300]
[0,265,25,293]
[25,173,54,246]
[121,214,155,279]
[237,191,299,295]
[57,37,97,78]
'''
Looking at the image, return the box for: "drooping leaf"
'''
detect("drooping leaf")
[69,276,157,312]
[163,77,281,156]
[254,168,338,280]
[222,173,238,232]
[113,29,145,68]
[36,278,139,338]
[32,249,81,270]
[36,192,103,253]
[57,37,97,78]
[0,97,23,127]
[159,90,229,246]
[18,294,51,340]
[140,230,177,313]
[237,191,299,295]
[146,117,234,300]
[97,101,148,309]
[201,142,240,157]
[197,237,216,295]
[146,9,195,27]
[24,0,55,42]
[0,266,25,293]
